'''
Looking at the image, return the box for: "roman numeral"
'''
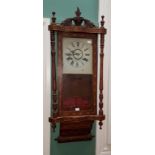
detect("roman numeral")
[76,62,79,67]
[85,53,90,56]
[84,48,88,51]
[71,42,75,47]
[82,58,88,62]
[70,61,74,66]
[77,42,79,47]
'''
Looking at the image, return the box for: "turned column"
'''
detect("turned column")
[50,12,57,131]
[99,16,105,129]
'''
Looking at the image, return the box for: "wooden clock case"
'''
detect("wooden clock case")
[48,8,106,143]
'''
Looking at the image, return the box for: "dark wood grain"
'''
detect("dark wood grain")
[49,115,105,123]
[56,120,94,143]
[49,24,106,34]
[48,8,107,141]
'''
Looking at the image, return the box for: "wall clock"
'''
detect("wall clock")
[48,7,106,143]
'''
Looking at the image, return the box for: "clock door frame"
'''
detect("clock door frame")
[57,32,98,116]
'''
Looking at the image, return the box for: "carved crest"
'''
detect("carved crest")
[61,7,96,28]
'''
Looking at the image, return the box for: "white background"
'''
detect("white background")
[0,0,155,155]
[96,0,111,155]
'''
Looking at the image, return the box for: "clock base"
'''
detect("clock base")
[56,134,94,143]
[55,120,94,143]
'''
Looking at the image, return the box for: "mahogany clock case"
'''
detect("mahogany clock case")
[56,32,97,142]
[48,8,106,143]
[57,32,98,117]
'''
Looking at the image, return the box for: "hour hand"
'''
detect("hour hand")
[74,53,80,56]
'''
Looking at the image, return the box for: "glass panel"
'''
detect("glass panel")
[62,74,93,111]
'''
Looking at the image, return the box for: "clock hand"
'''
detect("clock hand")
[74,53,81,56]
[70,49,82,54]
[70,50,81,56]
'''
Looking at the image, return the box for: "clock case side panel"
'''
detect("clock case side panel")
[57,32,98,117]
[57,32,63,117]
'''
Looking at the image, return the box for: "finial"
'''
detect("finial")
[52,12,56,23]
[99,121,103,129]
[101,15,105,27]
[75,7,81,17]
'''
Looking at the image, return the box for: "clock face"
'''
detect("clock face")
[63,38,93,74]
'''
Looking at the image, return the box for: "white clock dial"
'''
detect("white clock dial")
[63,38,93,74]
